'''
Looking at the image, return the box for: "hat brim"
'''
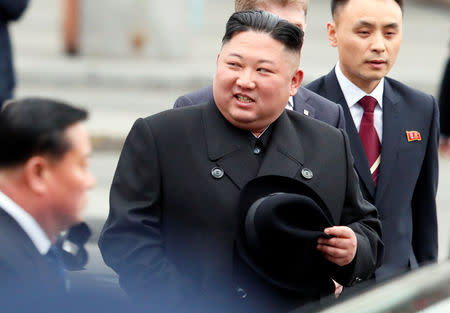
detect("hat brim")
[237,175,335,293]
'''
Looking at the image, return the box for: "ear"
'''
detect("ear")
[290,68,304,96]
[327,22,338,47]
[216,53,220,65]
[24,156,51,195]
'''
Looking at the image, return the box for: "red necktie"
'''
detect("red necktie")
[358,96,381,185]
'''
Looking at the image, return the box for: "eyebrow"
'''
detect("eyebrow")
[227,53,276,65]
[355,20,400,29]
[228,53,242,59]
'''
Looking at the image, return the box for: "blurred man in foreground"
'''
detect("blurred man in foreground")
[0,97,95,312]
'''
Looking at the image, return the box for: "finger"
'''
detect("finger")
[317,244,350,258]
[319,247,355,265]
[317,237,353,249]
[324,226,353,238]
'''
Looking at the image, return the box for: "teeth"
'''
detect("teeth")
[237,95,252,103]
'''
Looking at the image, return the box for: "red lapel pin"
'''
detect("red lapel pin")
[406,131,422,142]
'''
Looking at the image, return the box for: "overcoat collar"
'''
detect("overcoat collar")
[202,100,304,189]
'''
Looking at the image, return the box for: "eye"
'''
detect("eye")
[385,31,396,37]
[257,68,272,74]
[227,62,240,68]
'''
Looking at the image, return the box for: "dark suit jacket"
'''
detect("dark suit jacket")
[439,57,450,137]
[0,207,66,312]
[0,0,29,105]
[99,101,383,313]
[306,69,439,281]
[173,85,346,129]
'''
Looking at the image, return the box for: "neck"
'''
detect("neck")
[0,180,59,243]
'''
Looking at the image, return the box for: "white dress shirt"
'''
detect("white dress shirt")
[335,62,384,142]
[0,191,51,255]
[286,96,294,111]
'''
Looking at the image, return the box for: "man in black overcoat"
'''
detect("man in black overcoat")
[99,10,383,313]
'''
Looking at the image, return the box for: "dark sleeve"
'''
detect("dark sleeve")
[98,118,195,310]
[332,129,384,286]
[412,97,439,264]
[0,0,29,21]
[439,58,450,136]
[173,94,194,108]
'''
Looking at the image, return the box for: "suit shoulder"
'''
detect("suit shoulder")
[174,85,213,108]
[286,109,342,136]
[298,87,340,109]
[304,76,327,93]
[386,77,435,106]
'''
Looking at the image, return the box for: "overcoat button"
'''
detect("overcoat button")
[236,287,247,299]
[301,168,313,180]
[253,146,261,154]
[211,167,224,179]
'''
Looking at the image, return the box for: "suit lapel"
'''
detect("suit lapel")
[203,101,260,189]
[0,207,64,290]
[374,80,401,204]
[293,88,316,118]
[323,70,376,199]
[257,111,304,177]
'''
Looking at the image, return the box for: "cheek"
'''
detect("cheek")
[341,37,364,54]
[388,41,402,58]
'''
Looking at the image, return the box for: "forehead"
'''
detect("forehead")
[258,3,306,28]
[222,30,286,57]
[62,122,91,157]
[335,0,402,25]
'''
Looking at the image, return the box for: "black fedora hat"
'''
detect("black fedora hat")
[236,175,336,293]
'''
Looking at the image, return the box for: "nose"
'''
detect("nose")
[370,32,386,53]
[236,69,256,89]
[86,171,96,189]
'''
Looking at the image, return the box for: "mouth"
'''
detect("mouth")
[367,59,387,69]
[234,94,255,104]
[369,59,386,64]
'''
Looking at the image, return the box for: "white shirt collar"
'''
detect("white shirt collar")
[0,191,51,255]
[286,96,294,111]
[335,61,384,108]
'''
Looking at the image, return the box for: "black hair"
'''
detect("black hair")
[0,97,88,167]
[222,10,304,54]
[331,0,403,16]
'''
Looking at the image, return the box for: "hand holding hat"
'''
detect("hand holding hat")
[317,226,357,267]
[237,175,339,293]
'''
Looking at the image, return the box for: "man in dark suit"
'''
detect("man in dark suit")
[306,0,439,282]
[0,98,95,311]
[0,0,29,107]
[173,0,345,129]
[99,11,383,313]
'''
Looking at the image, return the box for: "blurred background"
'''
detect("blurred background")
[8,0,450,271]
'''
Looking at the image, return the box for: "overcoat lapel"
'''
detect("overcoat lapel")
[203,100,260,189]
[257,111,304,178]
[374,80,401,204]
[323,70,376,199]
